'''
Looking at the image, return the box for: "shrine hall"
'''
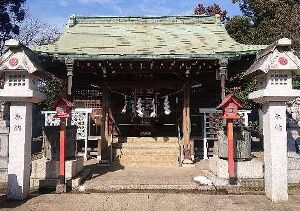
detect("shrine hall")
[31,15,264,166]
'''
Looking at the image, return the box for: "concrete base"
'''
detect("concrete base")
[71,169,90,188]
[0,169,7,183]
[56,184,66,193]
[288,170,300,184]
[182,159,194,168]
[288,157,300,184]
[0,127,8,184]
[30,156,84,189]
[209,157,264,179]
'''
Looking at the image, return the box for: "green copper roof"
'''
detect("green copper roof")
[32,15,265,59]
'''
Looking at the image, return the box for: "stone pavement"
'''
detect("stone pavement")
[82,159,229,193]
[1,158,300,210]
[1,192,300,211]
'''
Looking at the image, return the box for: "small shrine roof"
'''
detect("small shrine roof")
[31,15,265,60]
[217,94,243,109]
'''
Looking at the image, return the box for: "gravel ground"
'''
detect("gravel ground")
[1,193,300,211]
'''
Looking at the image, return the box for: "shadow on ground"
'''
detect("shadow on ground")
[0,191,41,209]
[84,161,125,182]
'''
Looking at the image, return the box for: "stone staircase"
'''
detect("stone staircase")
[112,137,180,167]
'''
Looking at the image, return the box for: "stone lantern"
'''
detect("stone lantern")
[0,39,46,200]
[245,38,300,202]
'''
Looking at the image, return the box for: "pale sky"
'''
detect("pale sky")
[27,0,242,29]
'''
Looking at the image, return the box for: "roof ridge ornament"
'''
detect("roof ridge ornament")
[277,38,292,47]
[67,14,77,28]
[5,39,20,48]
[215,14,221,24]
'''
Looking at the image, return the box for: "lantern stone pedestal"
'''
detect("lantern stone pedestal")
[261,101,289,201]
[0,39,46,200]
[245,38,300,202]
[8,102,33,199]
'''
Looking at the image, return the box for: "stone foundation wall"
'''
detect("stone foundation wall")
[30,156,84,189]
[0,133,8,183]
[0,103,9,184]
[286,99,300,183]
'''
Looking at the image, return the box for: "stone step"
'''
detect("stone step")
[113,138,180,167]
[115,145,179,155]
[116,152,178,157]
[116,157,179,168]
[114,142,179,149]
[118,137,178,143]
[115,161,180,167]
[117,154,178,162]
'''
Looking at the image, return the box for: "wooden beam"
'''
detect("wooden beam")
[183,83,191,160]
[108,80,185,89]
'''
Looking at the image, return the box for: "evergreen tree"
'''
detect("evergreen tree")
[227,0,300,54]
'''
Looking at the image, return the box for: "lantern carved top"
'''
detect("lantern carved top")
[51,95,74,118]
[0,39,46,103]
[245,38,300,77]
[217,94,243,120]
[245,38,300,103]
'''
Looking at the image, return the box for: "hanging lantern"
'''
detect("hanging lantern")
[136,98,144,117]
[121,95,127,114]
[164,96,171,115]
[150,98,157,117]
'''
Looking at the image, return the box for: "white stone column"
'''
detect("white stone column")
[263,102,288,202]
[8,102,32,200]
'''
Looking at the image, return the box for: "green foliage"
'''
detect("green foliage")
[0,0,26,54]
[293,76,300,89]
[227,72,259,110]
[227,0,300,54]
[39,77,65,110]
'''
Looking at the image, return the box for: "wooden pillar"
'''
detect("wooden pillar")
[100,85,110,160]
[218,58,228,101]
[65,58,74,96]
[220,73,226,101]
[183,83,191,160]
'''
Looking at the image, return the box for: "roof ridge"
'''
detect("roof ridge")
[67,14,221,28]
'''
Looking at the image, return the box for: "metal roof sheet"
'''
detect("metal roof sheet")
[31,15,265,59]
